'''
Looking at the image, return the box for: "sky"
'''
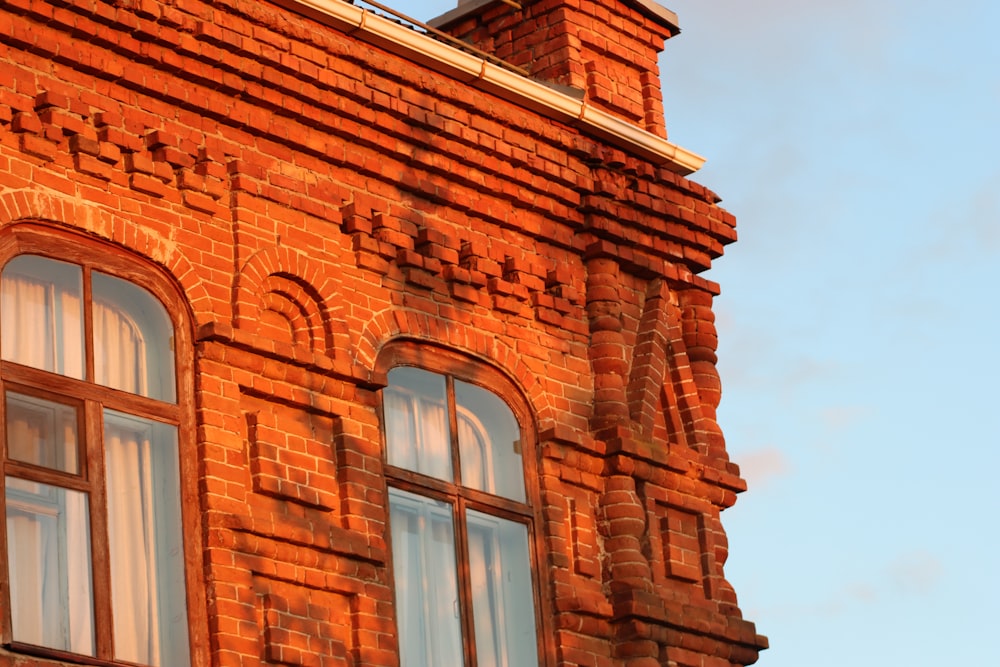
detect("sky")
[381,2,1000,665]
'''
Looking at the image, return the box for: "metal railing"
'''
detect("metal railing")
[349,0,529,77]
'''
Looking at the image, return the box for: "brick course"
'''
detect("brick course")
[0,0,766,665]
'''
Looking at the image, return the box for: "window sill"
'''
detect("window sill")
[1,643,146,667]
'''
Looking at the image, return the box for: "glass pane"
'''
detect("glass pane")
[456,381,525,502]
[92,272,176,402]
[467,510,538,667]
[104,410,189,667]
[389,487,463,667]
[1,255,84,379]
[6,392,80,474]
[384,368,452,481]
[6,476,95,655]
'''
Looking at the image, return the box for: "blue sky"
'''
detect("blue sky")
[658,2,999,665]
[386,2,1000,665]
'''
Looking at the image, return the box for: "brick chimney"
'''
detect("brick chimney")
[429,0,679,138]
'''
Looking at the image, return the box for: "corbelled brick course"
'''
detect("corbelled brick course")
[0,0,766,665]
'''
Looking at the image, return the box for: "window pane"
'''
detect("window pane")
[467,510,538,667]
[456,381,525,502]
[6,392,80,474]
[1,255,84,379]
[389,487,463,667]
[384,368,452,481]
[92,272,176,402]
[104,410,189,667]
[5,477,95,655]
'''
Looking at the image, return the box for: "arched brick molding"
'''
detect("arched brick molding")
[359,308,554,424]
[0,190,215,328]
[234,245,352,358]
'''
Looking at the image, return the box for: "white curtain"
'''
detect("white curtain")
[467,511,538,667]
[454,381,525,502]
[390,488,463,667]
[5,478,95,655]
[93,277,188,666]
[457,411,490,494]
[0,255,84,378]
[104,412,188,667]
[2,258,92,654]
[92,271,175,402]
[93,300,148,397]
[5,392,79,474]
[384,374,452,481]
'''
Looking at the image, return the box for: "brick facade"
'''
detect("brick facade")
[0,0,767,665]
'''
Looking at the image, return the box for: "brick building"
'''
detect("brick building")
[0,0,768,665]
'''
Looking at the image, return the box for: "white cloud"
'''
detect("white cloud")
[888,551,944,595]
[820,405,872,432]
[736,446,791,488]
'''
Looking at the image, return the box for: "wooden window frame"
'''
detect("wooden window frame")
[0,223,205,667]
[376,341,551,667]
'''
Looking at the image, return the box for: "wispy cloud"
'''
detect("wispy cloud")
[759,549,945,620]
[888,551,944,595]
[736,446,791,488]
[820,405,873,431]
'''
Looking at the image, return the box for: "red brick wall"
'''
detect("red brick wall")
[0,0,766,664]
[436,0,675,137]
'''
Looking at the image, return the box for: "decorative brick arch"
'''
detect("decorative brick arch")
[359,308,553,423]
[0,190,214,327]
[234,245,352,357]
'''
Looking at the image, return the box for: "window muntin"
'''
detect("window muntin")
[383,363,540,667]
[0,251,190,666]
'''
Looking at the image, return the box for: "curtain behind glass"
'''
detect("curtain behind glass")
[467,511,538,667]
[390,487,463,667]
[455,381,525,502]
[0,255,84,379]
[104,410,189,667]
[92,272,175,403]
[5,477,95,655]
[384,368,451,481]
[5,392,80,474]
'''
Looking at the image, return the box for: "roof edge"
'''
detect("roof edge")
[630,0,680,34]
[272,0,704,174]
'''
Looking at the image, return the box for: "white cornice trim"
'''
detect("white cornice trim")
[272,0,706,174]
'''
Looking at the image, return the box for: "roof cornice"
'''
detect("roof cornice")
[272,0,706,175]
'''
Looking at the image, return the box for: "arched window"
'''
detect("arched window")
[379,346,542,667]
[0,229,193,667]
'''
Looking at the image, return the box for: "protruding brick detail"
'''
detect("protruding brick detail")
[586,256,631,429]
[434,0,678,137]
[258,588,354,667]
[599,475,660,666]
[246,408,339,511]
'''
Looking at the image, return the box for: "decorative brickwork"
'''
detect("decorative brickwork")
[0,0,766,665]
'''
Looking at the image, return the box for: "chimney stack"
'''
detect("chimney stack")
[430,0,680,138]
